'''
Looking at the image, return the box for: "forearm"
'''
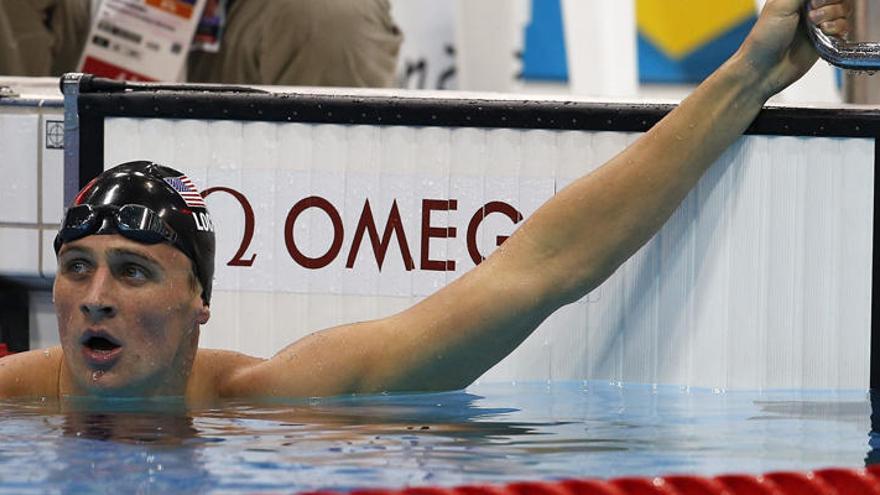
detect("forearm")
[506,53,771,304]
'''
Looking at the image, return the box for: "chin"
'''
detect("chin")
[77,373,138,397]
[71,365,160,398]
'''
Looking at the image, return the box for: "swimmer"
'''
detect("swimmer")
[0,0,853,401]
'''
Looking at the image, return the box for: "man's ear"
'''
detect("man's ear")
[196,304,210,325]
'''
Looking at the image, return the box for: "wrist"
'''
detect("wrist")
[716,49,776,107]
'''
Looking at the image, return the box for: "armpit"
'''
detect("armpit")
[190,348,264,399]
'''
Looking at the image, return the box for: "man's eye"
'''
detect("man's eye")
[122,264,150,281]
[64,260,91,275]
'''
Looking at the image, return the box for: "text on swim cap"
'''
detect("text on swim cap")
[193,211,215,233]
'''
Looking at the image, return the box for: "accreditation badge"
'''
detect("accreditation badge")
[77,0,208,82]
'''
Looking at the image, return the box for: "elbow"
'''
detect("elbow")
[540,252,619,308]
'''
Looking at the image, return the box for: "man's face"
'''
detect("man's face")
[53,234,209,397]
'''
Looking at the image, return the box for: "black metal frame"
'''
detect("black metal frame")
[63,75,880,387]
[0,279,30,353]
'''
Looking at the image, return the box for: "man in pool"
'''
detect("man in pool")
[0,0,853,401]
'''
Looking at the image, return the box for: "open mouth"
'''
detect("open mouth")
[84,336,122,352]
[80,331,123,366]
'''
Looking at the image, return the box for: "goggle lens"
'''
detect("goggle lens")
[60,205,99,237]
[56,204,178,249]
[116,205,176,244]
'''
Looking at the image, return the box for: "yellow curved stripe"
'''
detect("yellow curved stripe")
[637,0,756,59]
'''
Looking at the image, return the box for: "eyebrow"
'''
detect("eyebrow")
[106,247,161,266]
[58,246,93,258]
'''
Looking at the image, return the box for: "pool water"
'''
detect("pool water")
[0,382,875,494]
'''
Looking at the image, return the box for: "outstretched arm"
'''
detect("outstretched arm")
[224,0,851,398]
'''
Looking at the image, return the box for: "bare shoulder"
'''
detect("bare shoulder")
[0,347,63,399]
[190,348,265,399]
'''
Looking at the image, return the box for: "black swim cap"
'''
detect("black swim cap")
[55,161,216,304]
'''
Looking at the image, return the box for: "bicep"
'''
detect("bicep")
[218,324,381,398]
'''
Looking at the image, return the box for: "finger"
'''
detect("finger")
[808,4,852,23]
[810,0,846,8]
[818,18,850,37]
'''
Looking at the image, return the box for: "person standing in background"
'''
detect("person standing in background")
[0,0,90,77]
[188,0,402,87]
[0,0,402,87]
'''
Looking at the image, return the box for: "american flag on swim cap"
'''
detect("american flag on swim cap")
[164,175,207,208]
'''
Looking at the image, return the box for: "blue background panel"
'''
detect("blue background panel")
[521,0,758,85]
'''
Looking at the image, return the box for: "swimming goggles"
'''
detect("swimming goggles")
[54,204,179,253]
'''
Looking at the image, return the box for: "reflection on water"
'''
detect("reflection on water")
[61,400,198,445]
[0,383,875,494]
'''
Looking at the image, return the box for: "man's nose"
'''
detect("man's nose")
[80,267,118,321]
[80,302,117,320]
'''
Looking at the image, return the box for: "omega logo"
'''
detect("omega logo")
[201,186,524,271]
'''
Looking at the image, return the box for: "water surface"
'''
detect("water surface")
[0,382,874,494]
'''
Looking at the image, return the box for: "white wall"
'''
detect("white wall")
[561,0,638,97]
[389,0,457,90]
[29,291,58,350]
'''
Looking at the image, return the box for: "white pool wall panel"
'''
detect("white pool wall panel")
[0,113,40,225]
[104,117,875,390]
[0,104,64,279]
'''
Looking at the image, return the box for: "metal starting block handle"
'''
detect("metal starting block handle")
[804,1,880,70]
